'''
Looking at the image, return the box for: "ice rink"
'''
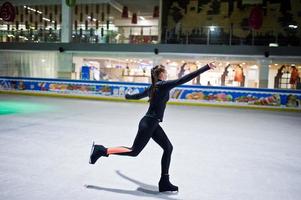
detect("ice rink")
[0,94,301,200]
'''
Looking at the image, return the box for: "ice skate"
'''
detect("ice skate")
[89,141,108,164]
[158,174,178,192]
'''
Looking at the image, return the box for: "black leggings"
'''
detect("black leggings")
[114,116,173,175]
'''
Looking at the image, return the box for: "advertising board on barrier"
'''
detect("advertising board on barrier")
[1,77,301,109]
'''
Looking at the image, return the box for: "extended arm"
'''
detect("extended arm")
[161,64,211,89]
[125,87,150,100]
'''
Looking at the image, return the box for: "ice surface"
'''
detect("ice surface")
[0,94,301,200]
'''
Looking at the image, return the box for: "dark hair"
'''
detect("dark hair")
[149,65,165,102]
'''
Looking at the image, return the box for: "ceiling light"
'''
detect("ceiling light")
[269,43,279,47]
[288,25,298,29]
[42,17,50,22]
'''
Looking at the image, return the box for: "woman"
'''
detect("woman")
[89,62,216,192]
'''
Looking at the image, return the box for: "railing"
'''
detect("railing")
[0,29,61,43]
[0,28,158,44]
[162,25,301,46]
[0,25,300,46]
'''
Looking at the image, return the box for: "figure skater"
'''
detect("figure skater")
[89,62,216,192]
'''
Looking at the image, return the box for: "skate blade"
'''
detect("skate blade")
[89,141,95,164]
[159,190,179,194]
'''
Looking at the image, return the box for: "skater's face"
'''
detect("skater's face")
[159,70,167,81]
[152,65,167,81]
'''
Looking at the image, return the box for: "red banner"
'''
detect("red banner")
[249,6,263,30]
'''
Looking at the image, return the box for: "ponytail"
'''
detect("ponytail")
[149,65,165,102]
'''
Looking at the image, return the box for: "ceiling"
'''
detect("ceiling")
[1,0,160,16]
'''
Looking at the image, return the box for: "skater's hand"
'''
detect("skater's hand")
[208,62,216,70]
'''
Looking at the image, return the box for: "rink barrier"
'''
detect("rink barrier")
[0,76,301,112]
[1,90,301,113]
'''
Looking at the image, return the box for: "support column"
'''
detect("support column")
[158,0,163,43]
[153,54,162,68]
[57,53,74,79]
[61,0,72,43]
[258,59,270,88]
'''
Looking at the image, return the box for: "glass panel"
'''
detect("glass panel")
[0,51,58,78]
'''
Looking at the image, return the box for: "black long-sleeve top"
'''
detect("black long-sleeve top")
[125,64,211,122]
